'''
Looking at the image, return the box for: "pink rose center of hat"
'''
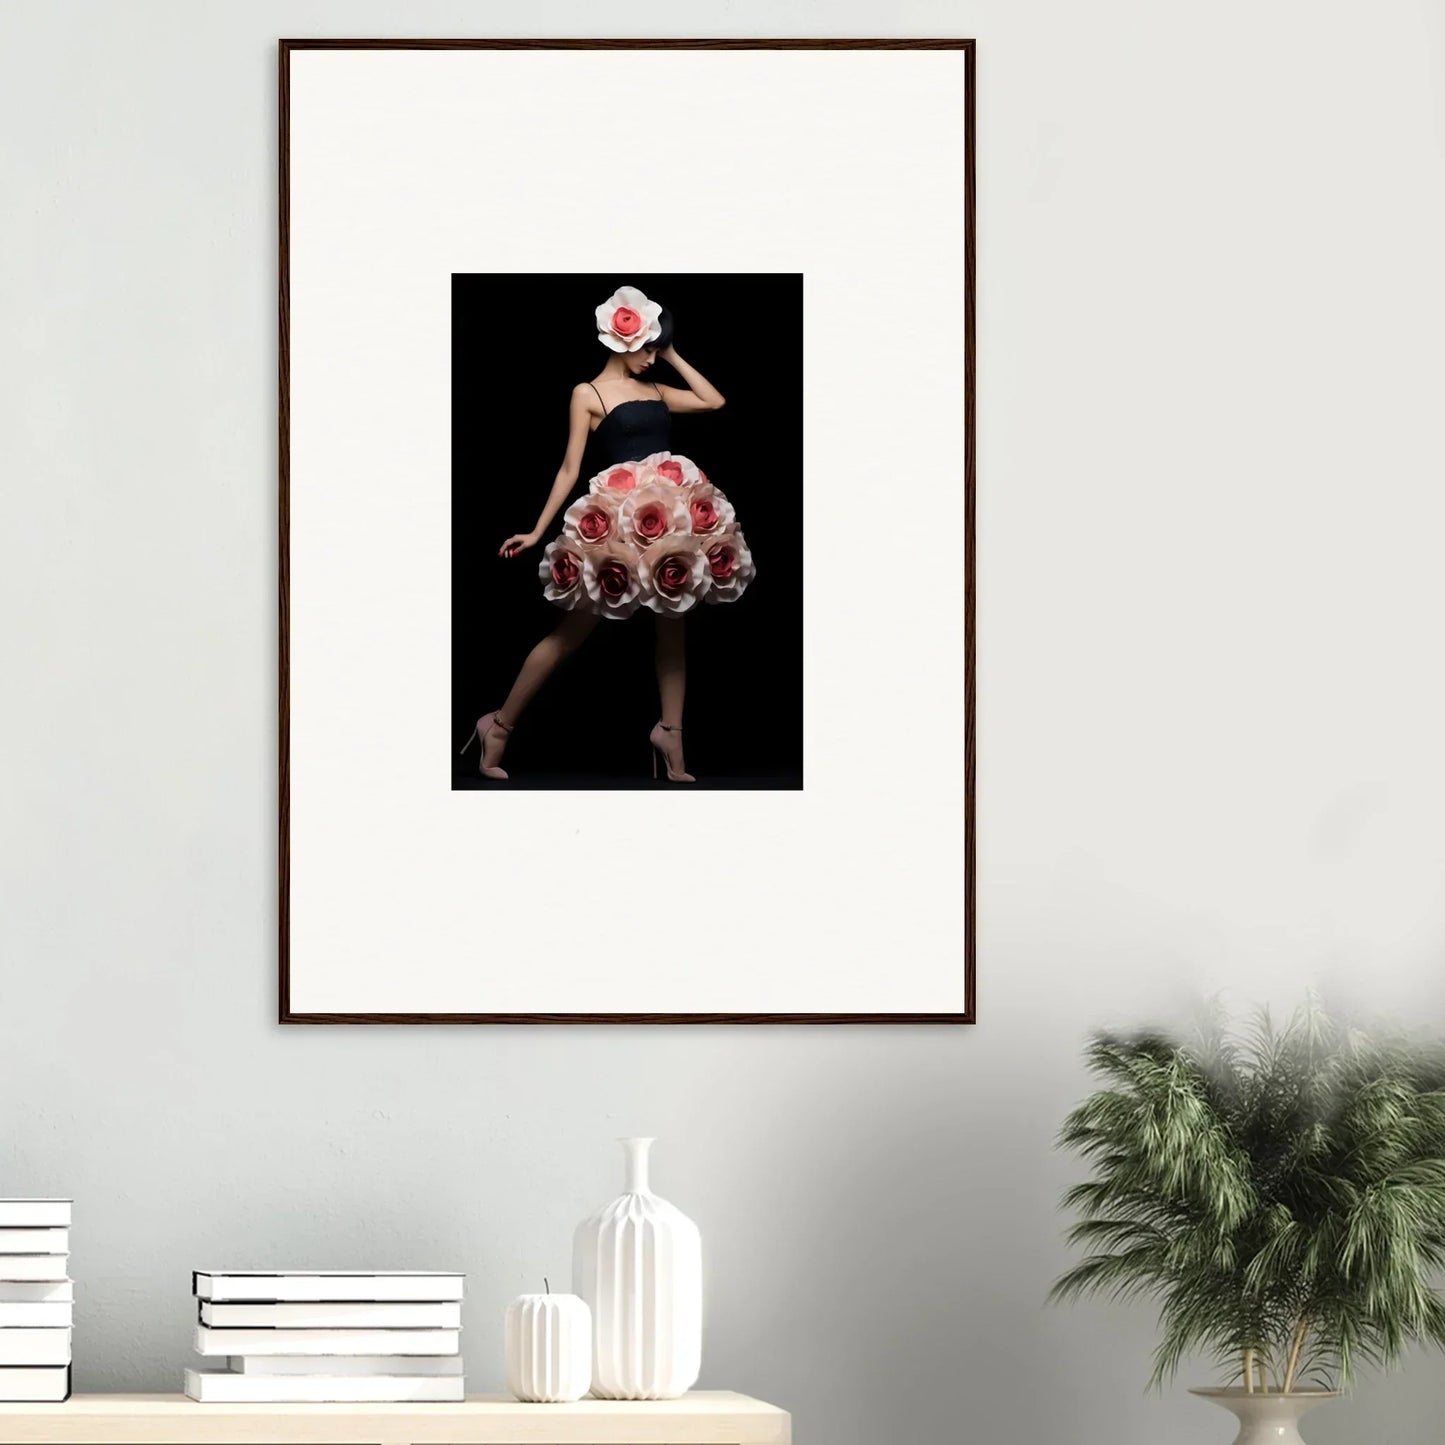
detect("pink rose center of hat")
[611,306,642,337]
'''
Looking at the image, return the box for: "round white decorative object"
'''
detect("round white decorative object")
[572,1137,702,1400]
[504,1291,592,1403]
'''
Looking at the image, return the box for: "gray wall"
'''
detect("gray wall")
[3,1,1444,1441]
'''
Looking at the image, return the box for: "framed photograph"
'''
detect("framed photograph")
[451,271,803,793]
[280,38,975,1023]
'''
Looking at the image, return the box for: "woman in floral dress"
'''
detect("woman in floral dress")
[460,286,754,784]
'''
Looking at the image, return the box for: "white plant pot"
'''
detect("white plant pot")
[572,1137,702,1400]
[1191,1388,1339,1444]
[504,1292,592,1403]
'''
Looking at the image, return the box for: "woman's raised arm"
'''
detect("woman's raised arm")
[655,345,726,413]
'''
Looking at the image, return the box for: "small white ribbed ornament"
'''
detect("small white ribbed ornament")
[572,1137,702,1400]
[504,1288,592,1403]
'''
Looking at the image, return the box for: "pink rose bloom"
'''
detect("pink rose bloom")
[563,490,621,546]
[539,536,587,610]
[638,537,711,615]
[589,462,642,495]
[582,542,643,619]
[702,529,755,604]
[682,482,735,537]
[637,450,701,487]
[619,485,687,550]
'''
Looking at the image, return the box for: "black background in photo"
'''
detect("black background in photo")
[451,274,803,789]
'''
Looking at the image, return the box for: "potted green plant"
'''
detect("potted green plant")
[1050,1002,1445,1443]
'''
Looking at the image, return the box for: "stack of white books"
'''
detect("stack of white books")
[185,1271,464,1402]
[0,1200,72,1403]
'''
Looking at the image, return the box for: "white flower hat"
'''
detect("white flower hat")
[595,285,663,353]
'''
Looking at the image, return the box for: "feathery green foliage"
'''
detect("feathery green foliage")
[1051,1001,1445,1393]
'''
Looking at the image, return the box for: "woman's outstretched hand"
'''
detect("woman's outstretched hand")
[499,531,540,559]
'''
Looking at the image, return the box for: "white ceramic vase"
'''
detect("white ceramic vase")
[572,1137,702,1400]
[504,1290,592,1403]
[1190,1389,1339,1444]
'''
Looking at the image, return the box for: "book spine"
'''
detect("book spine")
[228,1353,465,1376]
[0,1282,73,1304]
[0,1205,70,1228]
[198,1301,461,1329]
[0,1365,71,1403]
[0,1259,70,1283]
[0,1229,67,1254]
[194,1326,460,1356]
[184,1369,463,1404]
[195,1275,464,1303]
[0,1329,73,1366]
[0,1303,71,1327]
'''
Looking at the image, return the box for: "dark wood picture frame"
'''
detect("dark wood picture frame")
[278,37,976,1025]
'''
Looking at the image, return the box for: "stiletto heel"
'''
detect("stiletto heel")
[648,722,694,783]
[466,710,513,779]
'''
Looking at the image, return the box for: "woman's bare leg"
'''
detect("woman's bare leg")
[655,616,686,727]
[484,611,599,769]
[652,616,691,779]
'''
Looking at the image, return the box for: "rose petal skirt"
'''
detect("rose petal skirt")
[538,451,755,619]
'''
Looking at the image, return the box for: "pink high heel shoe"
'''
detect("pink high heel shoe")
[649,721,694,783]
[459,710,513,779]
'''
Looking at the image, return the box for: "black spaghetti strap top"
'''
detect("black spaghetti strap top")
[588,382,671,465]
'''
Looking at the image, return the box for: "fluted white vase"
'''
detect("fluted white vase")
[504,1291,592,1403]
[1190,1389,1339,1444]
[572,1137,702,1400]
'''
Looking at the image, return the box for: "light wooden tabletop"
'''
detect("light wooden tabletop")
[0,1392,790,1445]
